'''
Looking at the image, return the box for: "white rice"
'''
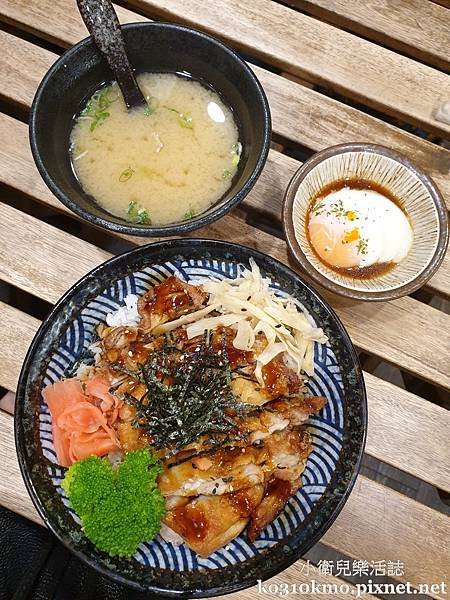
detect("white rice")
[106,294,140,327]
[74,340,103,379]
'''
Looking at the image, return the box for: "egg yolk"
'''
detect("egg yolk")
[308,221,362,268]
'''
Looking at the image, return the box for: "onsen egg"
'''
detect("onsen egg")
[307,186,414,271]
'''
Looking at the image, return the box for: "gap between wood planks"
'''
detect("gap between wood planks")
[278,0,450,73]
[0,4,449,204]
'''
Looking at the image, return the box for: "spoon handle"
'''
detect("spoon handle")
[77,0,147,110]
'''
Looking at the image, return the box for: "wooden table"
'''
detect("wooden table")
[0,1,449,598]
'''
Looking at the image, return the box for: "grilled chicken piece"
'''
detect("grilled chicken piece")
[269,395,326,426]
[114,377,147,401]
[164,485,264,557]
[212,327,254,369]
[138,276,207,331]
[230,377,271,406]
[261,355,303,399]
[102,326,138,349]
[116,403,151,452]
[159,445,271,496]
[264,428,312,470]
[247,429,314,541]
[247,477,297,542]
[229,394,325,443]
[99,325,157,371]
[159,423,314,497]
[168,394,325,456]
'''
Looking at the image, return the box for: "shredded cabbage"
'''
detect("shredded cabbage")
[152,258,327,383]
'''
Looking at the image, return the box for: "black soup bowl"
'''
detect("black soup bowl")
[29,22,271,236]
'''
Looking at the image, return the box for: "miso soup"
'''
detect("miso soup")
[70,73,241,226]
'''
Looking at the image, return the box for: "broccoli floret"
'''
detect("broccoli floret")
[62,449,165,557]
[62,455,114,518]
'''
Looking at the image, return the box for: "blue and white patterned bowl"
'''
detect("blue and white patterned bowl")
[15,240,366,596]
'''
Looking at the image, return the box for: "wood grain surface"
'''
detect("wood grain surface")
[290,0,450,72]
[2,302,448,492]
[125,0,450,136]
[0,410,44,527]
[322,475,449,595]
[0,302,41,392]
[363,371,450,492]
[2,28,449,213]
[0,1,449,595]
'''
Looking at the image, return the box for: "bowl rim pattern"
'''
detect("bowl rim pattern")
[15,239,367,597]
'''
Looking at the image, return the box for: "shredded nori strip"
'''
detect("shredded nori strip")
[120,332,252,455]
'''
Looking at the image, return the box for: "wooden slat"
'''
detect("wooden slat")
[364,371,450,492]
[127,0,450,137]
[2,15,450,212]
[322,475,449,596]
[1,128,449,388]
[252,65,450,211]
[0,404,447,595]
[289,0,450,72]
[1,2,450,137]
[0,409,44,528]
[0,302,41,393]
[0,81,448,298]
[0,411,378,600]
[2,300,449,492]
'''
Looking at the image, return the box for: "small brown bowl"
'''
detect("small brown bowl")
[282,143,449,301]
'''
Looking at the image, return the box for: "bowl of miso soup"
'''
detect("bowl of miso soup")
[30,22,271,236]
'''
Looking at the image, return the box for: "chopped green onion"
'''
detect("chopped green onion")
[144,96,159,116]
[127,201,151,224]
[136,208,152,224]
[99,88,119,109]
[230,141,242,166]
[90,111,110,131]
[163,106,194,129]
[127,200,137,215]
[120,167,134,182]
[79,85,118,131]
[184,208,196,220]
[222,169,232,179]
[178,113,193,129]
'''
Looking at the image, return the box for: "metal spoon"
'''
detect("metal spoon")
[77,0,147,110]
